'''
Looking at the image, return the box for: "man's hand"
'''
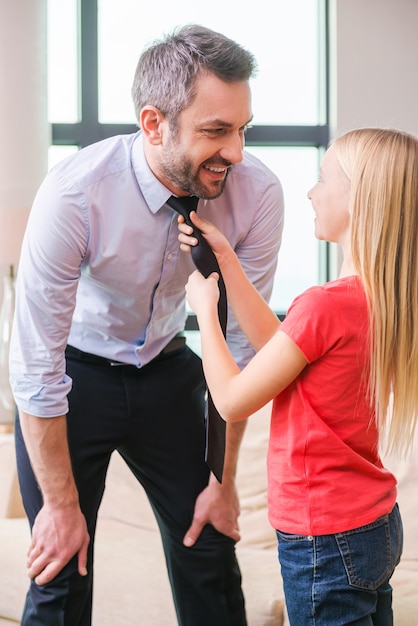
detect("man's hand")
[19,412,90,585]
[27,502,90,585]
[183,477,241,547]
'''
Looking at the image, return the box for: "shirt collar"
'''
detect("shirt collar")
[131,131,172,213]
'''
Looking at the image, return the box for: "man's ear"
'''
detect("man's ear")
[140,106,166,145]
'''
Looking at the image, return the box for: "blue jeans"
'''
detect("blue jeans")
[276,504,403,626]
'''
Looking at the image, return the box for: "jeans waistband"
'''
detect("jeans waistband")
[66,333,186,367]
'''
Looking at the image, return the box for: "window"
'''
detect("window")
[47,0,78,123]
[97,1,323,126]
[48,0,330,317]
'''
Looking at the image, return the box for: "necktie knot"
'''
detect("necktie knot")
[167,195,199,223]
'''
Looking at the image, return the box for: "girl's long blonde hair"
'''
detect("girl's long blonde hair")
[333,128,418,454]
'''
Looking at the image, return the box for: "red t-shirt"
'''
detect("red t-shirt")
[268,276,397,535]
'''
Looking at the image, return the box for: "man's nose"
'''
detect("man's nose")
[219,133,244,164]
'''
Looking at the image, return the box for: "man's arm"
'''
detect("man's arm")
[19,411,90,584]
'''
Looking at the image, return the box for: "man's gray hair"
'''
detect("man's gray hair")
[132,24,257,128]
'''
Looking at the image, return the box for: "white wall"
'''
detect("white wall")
[329,0,418,137]
[0,0,49,210]
[0,0,49,427]
[327,0,417,275]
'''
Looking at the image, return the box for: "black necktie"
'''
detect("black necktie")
[167,195,227,483]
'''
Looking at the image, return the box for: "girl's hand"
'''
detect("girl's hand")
[178,211,232,262]
[185,270,220,316]
[178,213,198,255]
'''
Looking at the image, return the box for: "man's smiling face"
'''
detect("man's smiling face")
[157,72,253,199]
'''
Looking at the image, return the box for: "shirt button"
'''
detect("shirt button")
[167,253,173,260]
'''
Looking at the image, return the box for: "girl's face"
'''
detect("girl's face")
[307,145,351,244]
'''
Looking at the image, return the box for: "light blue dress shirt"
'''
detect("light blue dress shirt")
[10,132,284,418]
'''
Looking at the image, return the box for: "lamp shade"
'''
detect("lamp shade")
[0,206,31,267]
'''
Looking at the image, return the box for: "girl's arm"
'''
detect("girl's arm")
[186,270,307,422]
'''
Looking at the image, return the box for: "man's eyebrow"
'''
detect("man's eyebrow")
[201,116,254,128]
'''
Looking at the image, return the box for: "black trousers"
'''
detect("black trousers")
[15,344,247,626]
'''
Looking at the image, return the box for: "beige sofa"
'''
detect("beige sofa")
[0,405,417,625]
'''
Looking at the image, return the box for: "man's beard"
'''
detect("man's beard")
[159,143,231,199]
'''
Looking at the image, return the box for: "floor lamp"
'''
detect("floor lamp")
[0,207,30,433]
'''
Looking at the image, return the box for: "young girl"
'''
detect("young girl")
[179,128,418,625]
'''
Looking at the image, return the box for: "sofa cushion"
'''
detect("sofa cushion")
[382,432,418,560]
[236,405,278,550]
[0,518,30,623]
[391,560,418,626]
[98,450,156,531]
[0,438,25,519]
[93,519,177,625]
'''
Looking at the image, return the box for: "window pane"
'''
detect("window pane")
[246,146,322,313]
[48,145,79,170]
[98,0,320,125]
[47,0,79,123]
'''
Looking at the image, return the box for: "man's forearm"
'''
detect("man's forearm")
[19,411,79,508]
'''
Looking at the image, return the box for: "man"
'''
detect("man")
[10,24,284,626]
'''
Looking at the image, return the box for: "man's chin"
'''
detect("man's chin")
[196,179,227,200]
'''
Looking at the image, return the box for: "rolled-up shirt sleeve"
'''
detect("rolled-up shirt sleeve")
[10,171,88,417]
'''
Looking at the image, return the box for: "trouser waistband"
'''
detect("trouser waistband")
[66,333,186,367]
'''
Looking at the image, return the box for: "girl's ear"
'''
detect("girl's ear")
[140,106,166,145]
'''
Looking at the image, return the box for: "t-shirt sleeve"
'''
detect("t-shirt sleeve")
[279,286,345,364]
